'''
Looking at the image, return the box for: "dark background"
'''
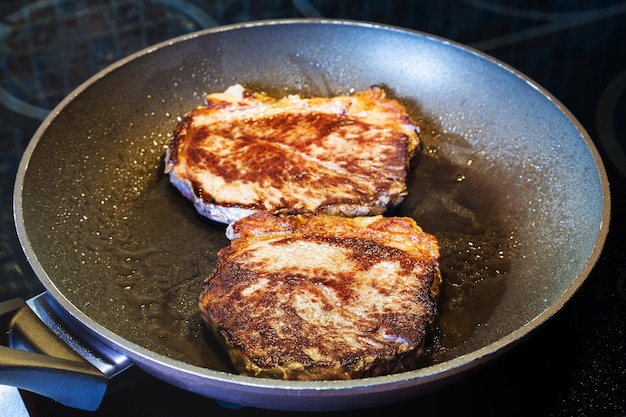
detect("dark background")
[1,1,624,416]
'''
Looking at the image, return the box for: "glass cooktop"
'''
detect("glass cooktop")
[1,1,624,416]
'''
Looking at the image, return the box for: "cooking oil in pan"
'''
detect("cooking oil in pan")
[398,121,516,365]
[26,110,515,371]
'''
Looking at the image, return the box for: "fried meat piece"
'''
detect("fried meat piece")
[199,212,441,380]
[165,85,420,224]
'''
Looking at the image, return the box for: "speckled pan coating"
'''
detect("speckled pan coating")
[14,20,609,411]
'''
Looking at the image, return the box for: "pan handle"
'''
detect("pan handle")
[0,295,134,411]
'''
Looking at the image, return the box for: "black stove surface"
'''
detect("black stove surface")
[1,1,624,416]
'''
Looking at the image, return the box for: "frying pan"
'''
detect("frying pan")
[7,19,609,411]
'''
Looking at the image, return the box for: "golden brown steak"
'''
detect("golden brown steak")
[199,212,441,380]
[164,85,420,224]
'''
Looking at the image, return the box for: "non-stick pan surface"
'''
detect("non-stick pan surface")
[14,19,609,411]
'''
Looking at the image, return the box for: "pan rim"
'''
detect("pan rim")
[13,17,611,396]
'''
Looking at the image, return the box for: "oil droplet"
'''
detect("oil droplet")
[456,174,466,182]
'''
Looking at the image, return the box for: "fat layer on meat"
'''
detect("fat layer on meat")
[164,84,420,224]
[199,212,441,380]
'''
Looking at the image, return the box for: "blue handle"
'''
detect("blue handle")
[0,298,107,411]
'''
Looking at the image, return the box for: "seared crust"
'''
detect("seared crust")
[199,212,441,380]
[165,85,420,224]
